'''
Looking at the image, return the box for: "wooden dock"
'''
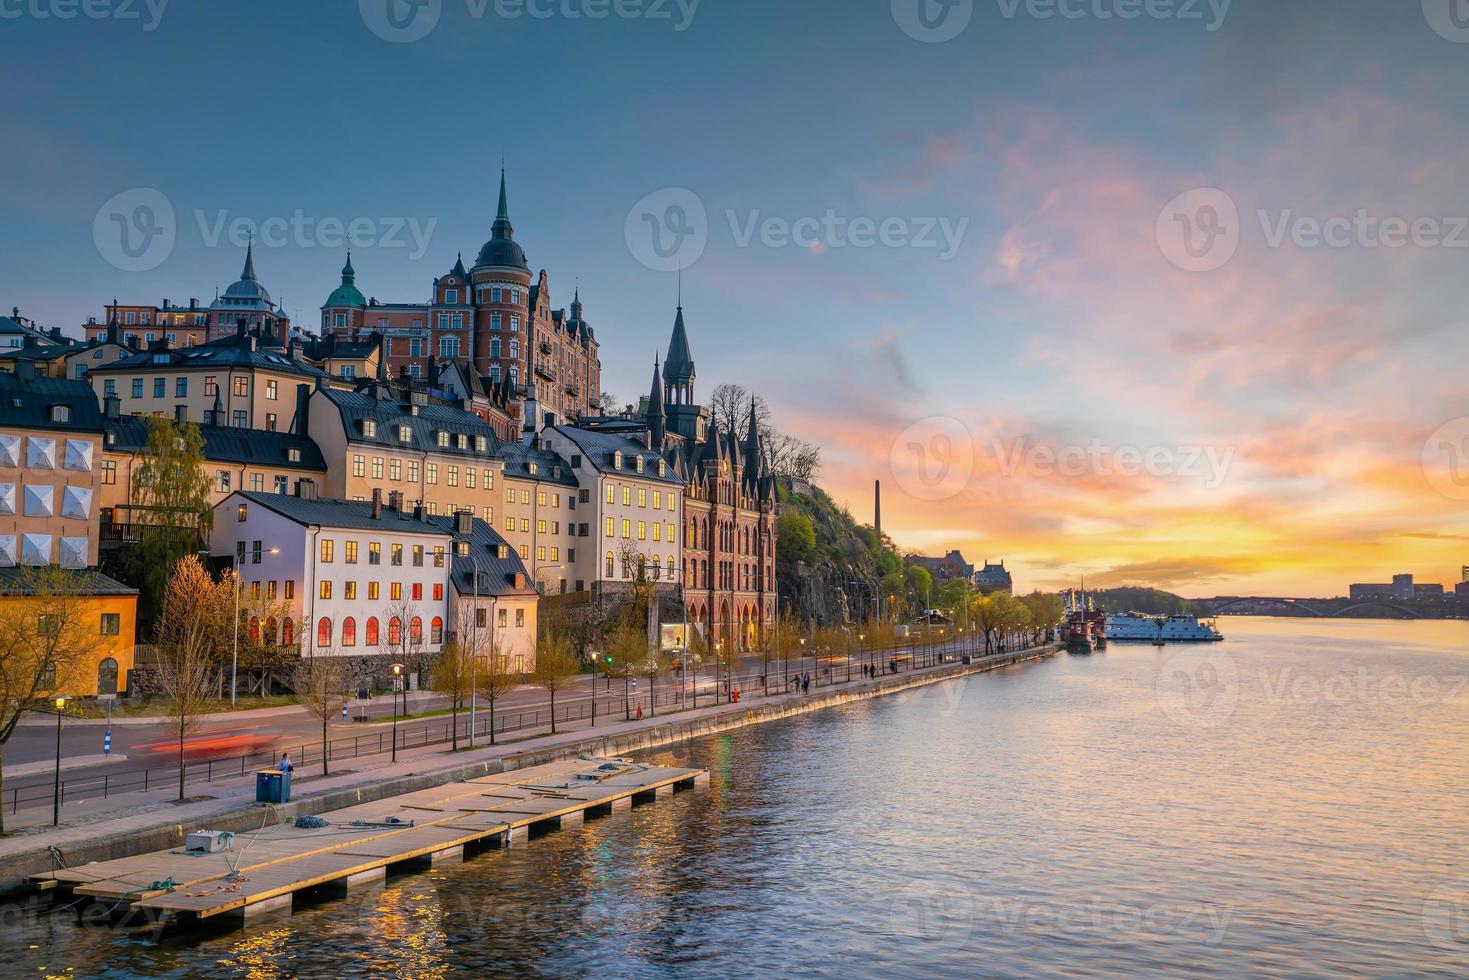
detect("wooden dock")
[27,757,706,926]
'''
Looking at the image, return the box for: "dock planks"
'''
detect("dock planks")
[28,758,703,925]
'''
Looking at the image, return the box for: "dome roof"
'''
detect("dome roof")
[472,169,529,272]
[324,251,366,308]
[222,241,273,305]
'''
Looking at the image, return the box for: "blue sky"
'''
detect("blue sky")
[7,0,1469,595]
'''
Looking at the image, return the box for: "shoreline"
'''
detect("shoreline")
[0,643,1058,896]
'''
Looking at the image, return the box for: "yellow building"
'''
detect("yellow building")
[0,567,137,697]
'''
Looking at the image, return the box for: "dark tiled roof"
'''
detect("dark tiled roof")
[497,440,577,487]
[104,417,326,472]
[91,342,330,380]
[0,566,138,596]
[0,344,72,362]
[0,373,103,432]
[550,425,682,484]
[422,514,537,598]
[229,491,445,534]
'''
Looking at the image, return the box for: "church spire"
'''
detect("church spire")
[664,303,695,402]
[492,167,513,238]
[647,353,666,449]
[241,235,257,281]
[341,250,355,284]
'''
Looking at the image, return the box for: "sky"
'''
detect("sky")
[5,0,1469,598]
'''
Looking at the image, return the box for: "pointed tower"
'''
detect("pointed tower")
[664,304,696,404]
[646,354,666,450]
[324,250,367,320]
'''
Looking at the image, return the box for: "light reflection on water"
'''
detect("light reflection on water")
[5,617,1469,978]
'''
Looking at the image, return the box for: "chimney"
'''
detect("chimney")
[387,490,402,511]
[174,405,187,424]
[295,478,317,500]
[455,510,473,537]
[103,393,121,420]
[149,336,169,352]
[371,488,382,519]
[163,298,171,310]
[236,316,247,339]
[412,503,425,522]
[189,297,198,308]
[48,327,63,342]
[292,384,311,437]
[21,334,36,350]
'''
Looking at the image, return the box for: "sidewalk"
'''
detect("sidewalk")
[16,688,452,728]
[0,642,1057,890]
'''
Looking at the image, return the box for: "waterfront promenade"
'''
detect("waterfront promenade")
[0,640,1055,893]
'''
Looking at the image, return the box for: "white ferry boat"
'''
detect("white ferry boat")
[1105,612,1223,642]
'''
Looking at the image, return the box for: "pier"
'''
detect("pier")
[26,757,705,928]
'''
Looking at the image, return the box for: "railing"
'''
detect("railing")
[3,634,1044,816]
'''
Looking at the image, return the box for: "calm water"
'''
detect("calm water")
[6,616,1469,978]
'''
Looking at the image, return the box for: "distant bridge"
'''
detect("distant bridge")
[1192,596,1458,620]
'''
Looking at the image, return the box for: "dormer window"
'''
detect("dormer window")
[363,419,377,438]
[658,460,667,477]
[457,434,468,450]
[436,430,450,448]
[287,448,301,463]
[613,450,623,469]
[475,435,487,452]
[635,456,645,474]
[528,462,538,476]
[445,288,457,304]
[398,424,412,443]
[50,405,70,424]
[456,541,469,556]
[497,544,508,559]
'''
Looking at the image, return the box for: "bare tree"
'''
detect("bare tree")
[530,631,581,734]
[474,638,517,745]
[429,638,475,751]
[380,598,426,690]
[605,626,646,720]
[0,566,108,833]
[291,644,350,776]
[154,555,222,800]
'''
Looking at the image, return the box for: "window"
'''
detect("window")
[266,380,278,400]
[436,430,450,448]
[204,376,218,396]
[101,460,117,485]
[391,544,403,565]
[103,378,116,397]
[99,613,120,636]
[285,580,295,599]
[265,413,277,432]
[638,521,646,540]
[267,580,277,600]
[408,461,419,483]
[605,552,615,578]
[426,464,437,485]
[372,457,384,480]
[447,466,458,487]
[639,488,647,507]
[622,519,631,539]
[466,468,476,489]
[412,545,424,567]
[391,582,402,600]
[345,541,358,564]
[498,608,508,628]
[317,617,332,647]
[606,484,615,504]
[175,378,188,398]
[432,583,443,601]
[249,473,264,491]
[365,617,380,646]
[344,581,357,600]
[132,378,143,398]
[506,487,516,504]
[412,583,423,601]
[388,617,402,645]
[398,425,412,443]
[217,470,231,493]
[389,459,401,481]
[410,617,423,644]
[515,609,525,628]
[353,455,365,478]
[431,617,443,644]
[368,542,381,565]
[605,517,614,538]
[237,503,248,522]
[341,617,356,646]
[233,377,249,397]
[274,475,288,494]
[153,378,165,398]
[623,486,632,506]
[440,336,460,358]
[233,410,247,427]
[252,540,263,564]
[363,419,377,438]
[368,581,379,600]
[320,539,334,563]
[319,581,332,600]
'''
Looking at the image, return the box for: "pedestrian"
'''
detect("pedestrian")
[278,751,293,773]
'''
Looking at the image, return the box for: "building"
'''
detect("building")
[210,489,537,680]
[83,299,210,349]
[975,561,1013,594]
[319,173,601,423]
[1349,583,1394,601]
[1392,574,1414,600]
[1456,581,1469,598]
[537,423,684,601]
[576,304,777,651]
[1,308,67,351]
[907,550,976,583]
[0,566,138,697]
[87,322,337,430]
[1413,583,1446,599]
[0,368,104,569]
[97,398,327,548]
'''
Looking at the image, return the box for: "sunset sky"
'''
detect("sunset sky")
[7,1,1469,598]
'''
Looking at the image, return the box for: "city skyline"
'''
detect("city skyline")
[8,1,1469,597]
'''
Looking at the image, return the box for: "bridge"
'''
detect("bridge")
[1193,596,1466,620]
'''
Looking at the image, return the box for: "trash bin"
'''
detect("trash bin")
[256,769,292,804]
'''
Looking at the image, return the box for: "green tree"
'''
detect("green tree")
[474,639,517,745]
[531,631,581,734]
[778,511,817,565]
[125,416,212,622]
[429,639,476,751]
[605,627,646,720]
[906,565,933,611]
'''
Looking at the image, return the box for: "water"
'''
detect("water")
[6,616,1468,978]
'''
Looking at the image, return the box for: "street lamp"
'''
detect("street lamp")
[390,663,403,762]
[51,696,65,827]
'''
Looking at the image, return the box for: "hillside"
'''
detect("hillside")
[774,479,899,625]
[1092,587,1192,615]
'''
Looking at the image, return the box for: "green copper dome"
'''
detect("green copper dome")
[324,251,366,308]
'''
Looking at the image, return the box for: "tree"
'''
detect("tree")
[0,566,109,833]
[906,565,933,611]
[530,631,581,734]
[429,639,476,752]
[291,645,350,776]
[778,512,817,565]
[124,416,212,622]
[684,626,710,707]
[772,612,804,691]
[474,639,517,745]
[380,598,427,690]
[635,645,670,717]
[154,555,220,800]
[234,578,295,698]
[605,627,646,720]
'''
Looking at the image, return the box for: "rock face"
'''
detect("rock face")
[776,482,886,628]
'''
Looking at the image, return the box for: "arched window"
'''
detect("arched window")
[282,617,294,645]
[652,556,661,577]
[365,617,380,647]
[341,616,356,647]
[265,617,277,646]
[605,551,614,579]
[410,616,423,644]
[430,616,443,644]
[388,617,402,645]
[317,617,332,647]
[97,657,119,696]
[249,616,260,645]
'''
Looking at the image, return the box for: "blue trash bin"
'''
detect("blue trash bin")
[256,769,292,804]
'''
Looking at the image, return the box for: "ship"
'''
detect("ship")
[1105,612,1224,643]
[1062,587,1107,653]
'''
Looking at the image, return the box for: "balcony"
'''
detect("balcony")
[564,380,580,396]
[535,362,557,382]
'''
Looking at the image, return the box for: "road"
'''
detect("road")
[0,637,996,806]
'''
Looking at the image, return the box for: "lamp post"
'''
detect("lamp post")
[391,663,402,762]
[51,696,65,827]
[468,557,480,750]
[209,547,278,709]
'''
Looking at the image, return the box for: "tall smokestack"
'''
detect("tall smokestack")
[874,479,882,539]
